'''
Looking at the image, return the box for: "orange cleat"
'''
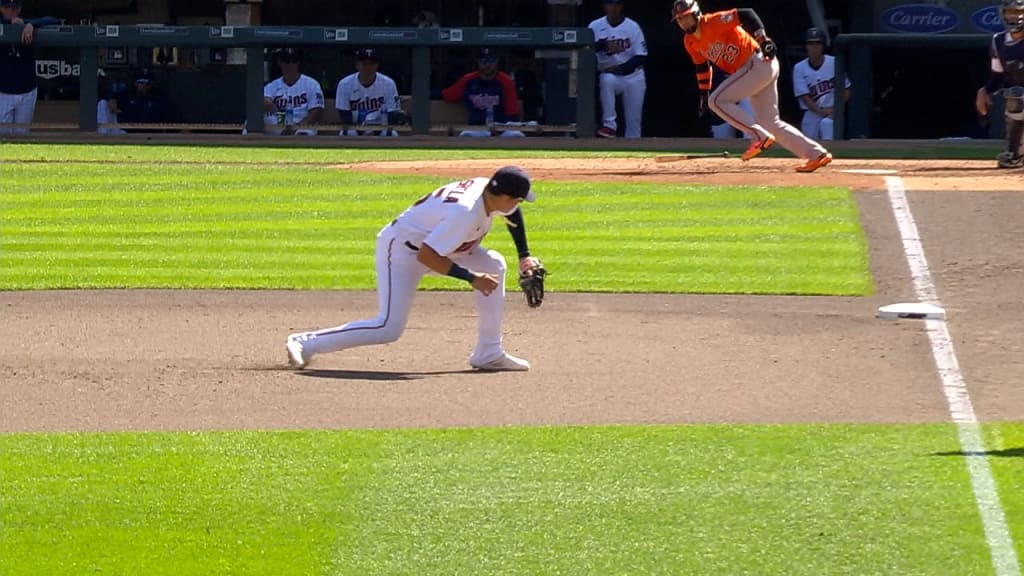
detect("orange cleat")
[795,152,833,173]
[741,135,775,161]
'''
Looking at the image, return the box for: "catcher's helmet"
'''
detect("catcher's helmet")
[1002,0,1024,32]
[671,0,701,21]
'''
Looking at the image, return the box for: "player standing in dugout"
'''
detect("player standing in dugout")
[977,0,1024,169]
[0,0,59,134]
[672,0,833,173]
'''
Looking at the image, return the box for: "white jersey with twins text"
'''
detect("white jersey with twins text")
[391,177,494,257]
[588,16,648,73]
[792,55,849,110]
[335,72,401,119]
[263,74,325,123]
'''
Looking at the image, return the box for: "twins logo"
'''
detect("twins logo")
[706,41,740,64]
[604,37,631,55]
[808,78,836,101]
[469,93,501,110]
[350,96,385,112]
[272,94,308,109]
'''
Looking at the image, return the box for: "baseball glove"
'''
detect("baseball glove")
[518,256,547,308]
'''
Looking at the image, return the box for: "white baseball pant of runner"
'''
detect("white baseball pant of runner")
[0,88,37,134]
[599,69,645,138]
[708,58,826,159]
[800,110,834,140]
[299,223,508,365]
[711,98,754,139]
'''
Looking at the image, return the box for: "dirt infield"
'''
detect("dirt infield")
[2,156,1022,432]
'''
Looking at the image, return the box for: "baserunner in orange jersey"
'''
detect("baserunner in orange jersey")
[672,0,832,172]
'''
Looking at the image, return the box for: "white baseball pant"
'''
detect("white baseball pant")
[708,57,827,160]
[800,110,834,140]
[599,69,646,138]
[0,88,37,134]
[299,224,510,366]
[711,98,754,139]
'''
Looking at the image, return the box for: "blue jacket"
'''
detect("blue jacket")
[0,16,61,94]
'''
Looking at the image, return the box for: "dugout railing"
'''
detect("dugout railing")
[833,33,993,141]
[0,24,596,137]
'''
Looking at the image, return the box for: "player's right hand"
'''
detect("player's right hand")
[697,91,709,118]
[976,87,992,117]
[471,273,500,296]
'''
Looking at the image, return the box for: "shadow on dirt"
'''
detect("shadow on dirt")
[297,368,477,381]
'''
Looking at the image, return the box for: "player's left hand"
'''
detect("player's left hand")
[761,38,777,60]
[518,257,547,308]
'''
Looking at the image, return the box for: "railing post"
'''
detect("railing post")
[245,45,265,134]
[78,46,98,132]
[575,45,595,138]
[411,46,430,135]
[833,37,846,141]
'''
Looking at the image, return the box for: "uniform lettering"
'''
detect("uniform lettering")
[469,93,501,110]
[605,37,632,55]
[349,96,386,112]
[273,93,309,110]
[808,78,835,101]
[707,41,739,64]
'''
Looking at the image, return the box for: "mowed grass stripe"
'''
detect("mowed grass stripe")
[0,153,871,295]
[0,424,1014,576]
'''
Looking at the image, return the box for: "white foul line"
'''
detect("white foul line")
[885,176,1020,576]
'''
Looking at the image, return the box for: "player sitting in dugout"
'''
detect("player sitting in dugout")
[252,47,324,136]
[442,48,526,138]
[335,48,408,137]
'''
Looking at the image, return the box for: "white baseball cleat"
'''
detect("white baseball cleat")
[471,353,531,372]
[286,334,311,369]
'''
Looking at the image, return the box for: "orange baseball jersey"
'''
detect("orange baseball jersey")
[683,10,761,83]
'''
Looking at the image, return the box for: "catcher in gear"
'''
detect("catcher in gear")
[976,0,1024,169]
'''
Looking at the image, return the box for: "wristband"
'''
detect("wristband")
[447,263,475,284]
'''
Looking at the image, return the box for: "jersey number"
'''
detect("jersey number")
[412,179,474,206]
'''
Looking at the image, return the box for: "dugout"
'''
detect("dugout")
[19,0,1010,139]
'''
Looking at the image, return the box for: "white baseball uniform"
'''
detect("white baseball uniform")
[792,55,849,140]
[589,15,647,138]
[335,71,401,137]
[293,177,514,366]
[96,99,125,135]
[262,74,324,136]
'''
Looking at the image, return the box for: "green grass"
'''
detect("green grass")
[0,145,872,295]
[1,423,1020,575]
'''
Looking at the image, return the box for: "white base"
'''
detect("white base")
[877,302,946,320]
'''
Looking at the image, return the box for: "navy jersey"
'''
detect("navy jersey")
[442,71,520,125]
[0,16,60,94]
[991,32,1024,88]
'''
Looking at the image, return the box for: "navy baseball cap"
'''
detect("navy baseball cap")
[489,166,536,202]
[604,0,624,3]
[805,27,827,43]
[355,48,379,61]
[274,47,301,62]
[0,0,22,6]
[477,47,498,61]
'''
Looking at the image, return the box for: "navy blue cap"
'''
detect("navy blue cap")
[0,0,22,6]
[477,47,498,60]
[805,27,827,43]
[489,166,535,202]
[355,48,379,61]
[274,47,301,61]
[604,0,624,3]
